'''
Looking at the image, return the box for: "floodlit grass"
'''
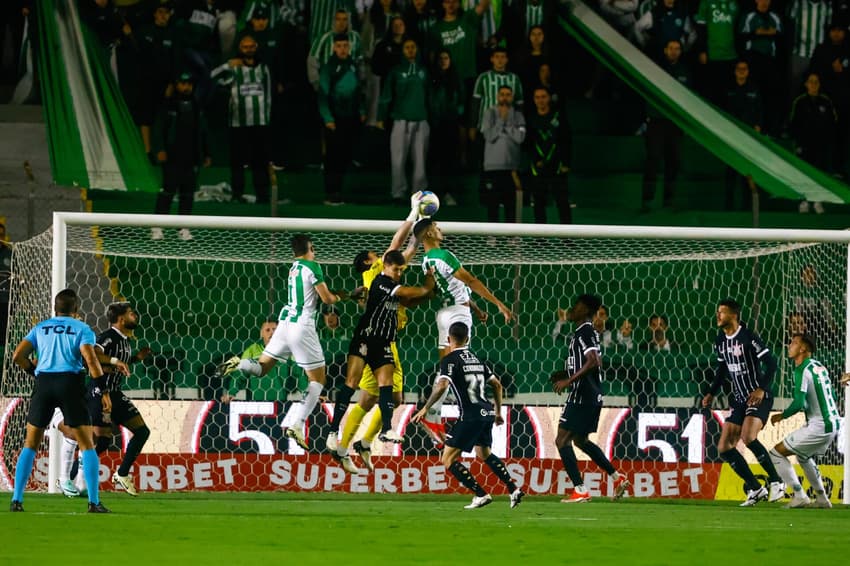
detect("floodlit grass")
[0,492,847,564]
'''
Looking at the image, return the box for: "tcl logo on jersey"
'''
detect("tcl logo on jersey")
[40,325,77,335]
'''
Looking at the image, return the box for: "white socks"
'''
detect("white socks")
[769,448,802,491]
[60,437,78,482]
[295,381,323,427]
[798,457,826,495]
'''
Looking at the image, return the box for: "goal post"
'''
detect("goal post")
[2,212,848,503]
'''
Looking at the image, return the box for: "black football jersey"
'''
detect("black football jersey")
[96,327,133,390]
[714,323,771,402]
[354,273,401,342]
[565,321,603,406]
[437,348,495,421]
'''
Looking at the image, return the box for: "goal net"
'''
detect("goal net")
[2,213,848,503]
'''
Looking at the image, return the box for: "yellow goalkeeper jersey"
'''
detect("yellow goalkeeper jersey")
[363,259,408,330]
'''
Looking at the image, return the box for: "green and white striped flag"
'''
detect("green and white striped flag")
[36,0,159,192]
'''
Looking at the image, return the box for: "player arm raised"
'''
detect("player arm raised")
[412,377,450,424]
[454,267,513,323]
[552,348,601,395]
[387,192,424,263]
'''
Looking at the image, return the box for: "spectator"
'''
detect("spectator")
[536,62,561,108]
[515,25,549,107]
[501,0,556,62]
[471,47,524,136]
[176,0,221,105]
[525,86,572,224]
[694,0,739,104]
[82,0,125,48]
[362,0,400,125]
[646,327,672,352]
[723,60,763,210]
[220,318,286,402]
[480,85,526,222]
[738,0,784,134]
[646,313,669,344]
[599,0,639,39]
[593,305,614,350]
[641,39,690,212]
[786,0,832,102]
[428,49,465,206]
[136,1,178,158]
[430,0,491,100]
[403,0,437,64]
[615,318,635,351]
[793,264,838,342]
[309,0,358,46]
[810,20,850,177]
[371,16,406,81]
[211,33,273,204]
[151,72,212,241]
[308,9,364,91]
[789,72,837,212]
[318,34,366,204]
[633,0,696,62]
[551,306,569,345]
[377,38,431,205]
[787,311,808,336]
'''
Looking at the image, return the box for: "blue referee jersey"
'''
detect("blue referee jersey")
[24,316,96,375]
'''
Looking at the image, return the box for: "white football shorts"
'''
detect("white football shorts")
[264,320,325,371]
[784,419,838,459]
[436,304,473,348]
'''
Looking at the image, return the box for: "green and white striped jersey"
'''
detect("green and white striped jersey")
[309,0,358,44]
[524,3,544,32]
[782,357,841,432]
[472,70,524,128]
[279,259,325,325]
[786,0,831,58]
[309,29,364,66]
[422,248,471,306]
[211,62,272,127]
[463,0,502,41]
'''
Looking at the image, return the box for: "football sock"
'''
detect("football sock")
[558,443,583,487]
[577,439,616,475]
[12,447,36,502]
[118,425,150,477]
[340,404,367,456]
[295,381,323,427]
[449,461,486,497]
[237,358,262,376]
[60,437,78,482]
[746,439,782,483]
[768,448,801,491]
[798,456,826,495]
[362,408,382,444]
[484,454,517,492]
[331,385,356,430]
[81,448,100,505]
[70,456,80,481]
[720,448,761,492]
[378,386,394,433]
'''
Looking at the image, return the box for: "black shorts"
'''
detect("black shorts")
[558,403,602,435]
[348,336,395,372]
[726,395,773,426]
[28,372,90,428]
[445,418,494,452]
[87,387,141,428]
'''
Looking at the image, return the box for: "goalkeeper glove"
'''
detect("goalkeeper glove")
[406,190,423,222]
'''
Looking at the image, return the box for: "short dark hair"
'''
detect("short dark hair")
[55,289,80,315]
[263,316,277,325]
[533,85,551,96]
[718,298,741,317]
[291,234,312,256]
[413,218,434,240]
[491,46,508,56]
[577,294,602,314]
[793,333,817,354]
[384,249,406,266]
[353,250,371,274]
[449,321,469,344]
[333,33,349,43]
[107,302,132,323]
[498,85,513,93]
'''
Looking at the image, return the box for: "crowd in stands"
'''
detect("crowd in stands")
[2,0,849,216]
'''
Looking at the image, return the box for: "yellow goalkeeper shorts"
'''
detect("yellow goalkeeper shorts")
[360,341,403,395]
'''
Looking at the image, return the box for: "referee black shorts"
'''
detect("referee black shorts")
[445,418,494,453]
[87,387,141,428]
[558,403,602,435]
[726,395,773,426]
[28,372,90,428]
[348,335,395,372]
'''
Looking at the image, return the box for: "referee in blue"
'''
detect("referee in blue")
[10,289,110,513]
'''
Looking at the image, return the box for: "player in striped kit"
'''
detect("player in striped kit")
[220,235,345,450]
[702,298,785,506]
[211,34,273,204]
[769,333,840,508]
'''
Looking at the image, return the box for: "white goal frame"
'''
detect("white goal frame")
[45,212,850,502]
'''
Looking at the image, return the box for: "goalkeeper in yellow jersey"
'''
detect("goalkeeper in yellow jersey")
[325,193,429,473]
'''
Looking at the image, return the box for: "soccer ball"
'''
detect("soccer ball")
[418,191,440,218]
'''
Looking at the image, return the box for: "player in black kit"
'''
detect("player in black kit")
[551,294,630,503]
[90,302,153,496]
[701,298,784,506]
[335,250,434,445]
[412,322,525,509]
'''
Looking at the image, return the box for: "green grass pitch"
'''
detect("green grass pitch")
[1,493,847,564]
